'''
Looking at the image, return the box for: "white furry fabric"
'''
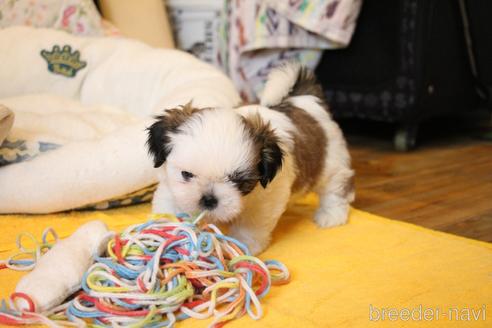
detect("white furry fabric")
[0,27,239,213]
[15,221,109,312]
[0,104,14,145]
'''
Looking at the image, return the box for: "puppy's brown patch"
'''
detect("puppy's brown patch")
[161,102,204,133]
[273,103,327,192]
[290,67,325,101]
[242,114,284,189]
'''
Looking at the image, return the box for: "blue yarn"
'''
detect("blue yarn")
[208,256,225,271]
[112,297,141,310]
[215,234,250,255]
[244,270,254,315]
[198,232,213,253]
[95,256,140,280]
[67,302,106,318]
[135,220,156,232]
[7,259,34,266]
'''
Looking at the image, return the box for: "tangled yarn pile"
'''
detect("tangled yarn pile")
[0,213,289,327]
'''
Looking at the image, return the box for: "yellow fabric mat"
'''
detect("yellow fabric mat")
[0,194,491,327]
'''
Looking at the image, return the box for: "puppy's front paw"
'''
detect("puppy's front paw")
[246,241,268,256]
[228,226,269,255]
[314,202,349,228]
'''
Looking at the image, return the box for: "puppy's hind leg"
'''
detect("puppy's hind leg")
[314,168,355,228]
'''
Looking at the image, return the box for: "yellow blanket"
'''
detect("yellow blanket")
[1,194,491,327]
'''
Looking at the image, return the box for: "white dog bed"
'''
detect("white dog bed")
[0,26,239,213]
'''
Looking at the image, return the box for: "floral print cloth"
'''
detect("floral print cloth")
[226,0,363,101]
[168,0,363,101]
[0,0,104,36]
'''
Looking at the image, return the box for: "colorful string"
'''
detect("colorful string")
[0,213,289,327]
[0,228,58,271]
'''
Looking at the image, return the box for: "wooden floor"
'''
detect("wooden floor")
[341,113,492,243]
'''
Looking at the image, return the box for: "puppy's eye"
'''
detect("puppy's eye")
[227,172,258,195]
[181,171,194,180]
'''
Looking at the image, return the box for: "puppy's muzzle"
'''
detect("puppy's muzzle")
[200,194,218,210]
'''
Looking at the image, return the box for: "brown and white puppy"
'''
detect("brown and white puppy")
[147,62,354,254]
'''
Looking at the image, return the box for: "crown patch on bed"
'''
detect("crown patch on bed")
[40,45,87,78]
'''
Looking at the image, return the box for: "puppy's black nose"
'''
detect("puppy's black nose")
[200,194,218,210]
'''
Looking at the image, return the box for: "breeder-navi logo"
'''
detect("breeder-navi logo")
[40,45,87,78]
[369,304,487,322]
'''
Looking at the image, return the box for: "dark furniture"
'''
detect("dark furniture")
[316,0,489,151]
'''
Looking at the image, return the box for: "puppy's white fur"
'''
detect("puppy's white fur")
[150,63,354,255]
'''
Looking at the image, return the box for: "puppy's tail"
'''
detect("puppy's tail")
[259,61,324,107]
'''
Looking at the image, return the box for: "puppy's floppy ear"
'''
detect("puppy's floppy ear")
[147,118,170,168]
[146,102,201,168]
[258,131,284,188]
[243,114,284,188]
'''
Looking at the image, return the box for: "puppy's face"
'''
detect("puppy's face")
[147,104,283,222]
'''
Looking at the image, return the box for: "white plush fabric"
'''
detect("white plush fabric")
[0,104,14,145]
[0,27,240,213]
[15,221,109,312]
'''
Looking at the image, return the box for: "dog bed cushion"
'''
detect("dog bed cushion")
[0,26,239,213]
[1,195,490,327]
